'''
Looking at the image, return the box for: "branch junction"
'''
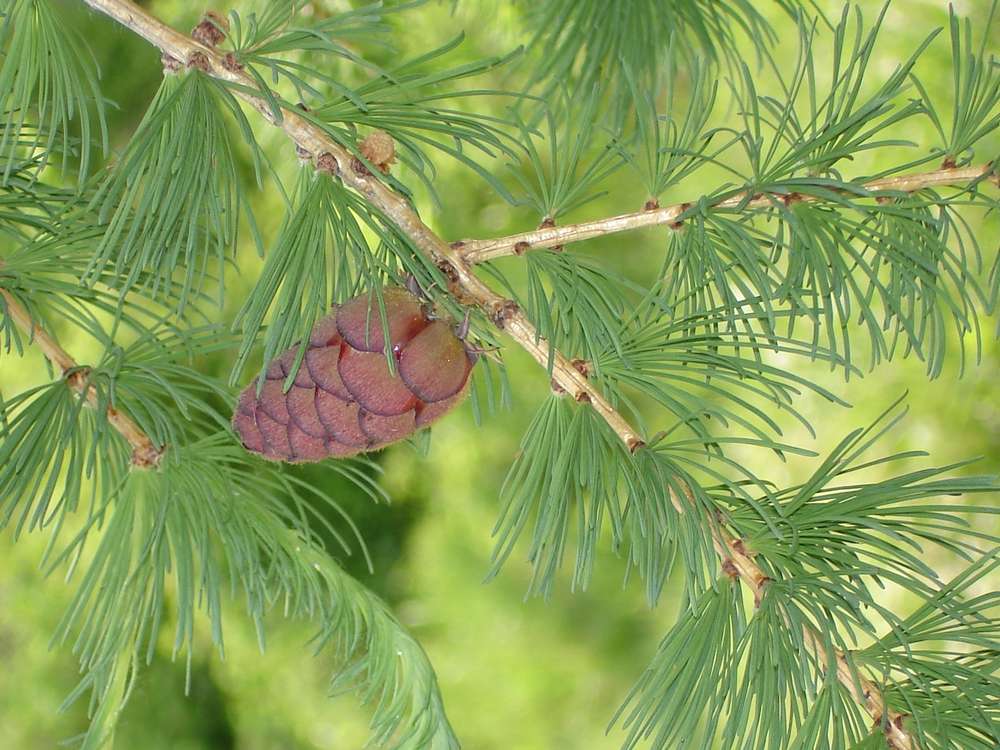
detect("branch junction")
[458,164,996,264]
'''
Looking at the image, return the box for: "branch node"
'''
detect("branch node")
[161,53,182,74]
[221,52,243,74]
[643,198,660,211]
[2,286,164,472]
[490,299,519,329]
[550,378,567,396]
[753,577,772,609]
[131,443,165,469]
[65,366,91,389]
[433,258,476,306]
[669,202,691,230]
[721,559,740,578]
[538,217,563,251]
[574,390,592,404]
[513,241,530,255]
[316,152,340,175]
[570,358,591,378]
[782,192,803,206]
[436,257,460,285]
[350,156,371,178]
[186,51,212,72]
[626,437,645,453]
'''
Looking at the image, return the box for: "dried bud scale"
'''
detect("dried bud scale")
[192,11,228,48]
[161,53,182,74]
[233,287,477,463]
[315,152,339,175]
[186,51,212,72]
[221,53,243,74]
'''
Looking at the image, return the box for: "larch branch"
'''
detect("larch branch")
[714,520,915,750]
[0,286,163,467]
[666,486,916,750]
[79,0,644,452]
[78,2,920,745]
[458,163,997,264]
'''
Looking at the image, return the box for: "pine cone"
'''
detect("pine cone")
[233,287,476,463]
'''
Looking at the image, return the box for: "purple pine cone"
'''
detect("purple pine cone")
[233,287,476,463]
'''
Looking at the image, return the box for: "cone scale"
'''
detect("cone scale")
[233,287,476,463]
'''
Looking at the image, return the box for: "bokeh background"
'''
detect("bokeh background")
[1,0,997,748]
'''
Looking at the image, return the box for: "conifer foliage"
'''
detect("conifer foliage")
[1,1,999,749]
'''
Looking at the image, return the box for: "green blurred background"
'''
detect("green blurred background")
[1,1,997,748]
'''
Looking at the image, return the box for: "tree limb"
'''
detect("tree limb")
[79,0,644,452]
[77,2,922,744]
[0,285,163,467]
[658,482,916,749]
[713,512,914,750]
[458,164,997,264]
